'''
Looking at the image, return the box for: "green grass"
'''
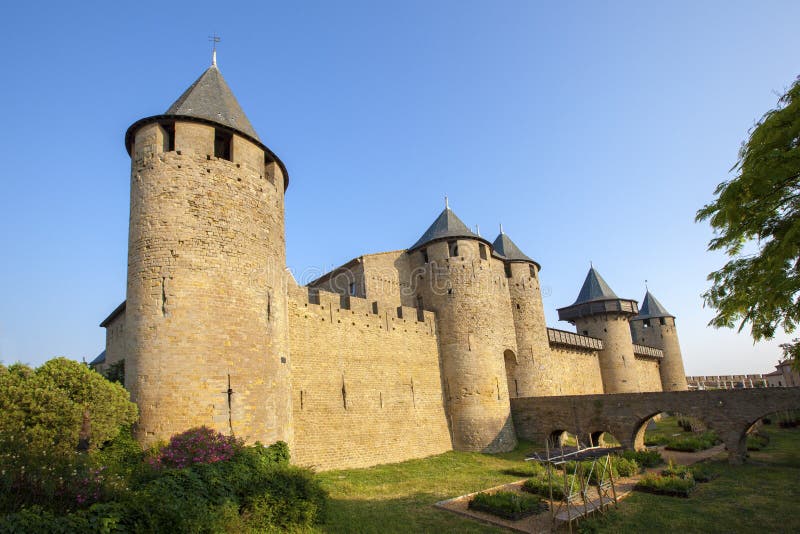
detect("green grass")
[643,414,687,446]
[314,427,800,533]
[315,442,536,533]
[580,426,800,533]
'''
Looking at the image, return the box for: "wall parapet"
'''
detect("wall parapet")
[632,344,664,359]
[288,285,436,334]
[547,328,603,351]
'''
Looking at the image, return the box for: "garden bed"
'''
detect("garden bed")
[467,491,547,520]
[635,473,696,498]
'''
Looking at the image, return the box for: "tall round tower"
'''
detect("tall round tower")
[408,205,517,452]
[557,268,641,394]
[124,58,292,447]
[492,229,551,398]
[630,291,688,391]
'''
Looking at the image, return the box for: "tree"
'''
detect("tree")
[0,357,138,457]
[696,76,800,368]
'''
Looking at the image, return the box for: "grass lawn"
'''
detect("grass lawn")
[316,443,533,533]
[314,425,800,533]
[580,425,800,533]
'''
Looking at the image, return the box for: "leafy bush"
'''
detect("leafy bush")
[635,473,695,497]
[614,457,639,477]
[469,491,546,520]
[147,426,242,470]
[661,460,692,480]
[689,463,718,483]
[665,431,720,452]
[0,440,326,533]
[522,475,578,500]
[620,449,664,468]
[746,432,770,451]
[502,462,546,478]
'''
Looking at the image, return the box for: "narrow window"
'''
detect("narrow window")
[504,263,512,278]
[214,129,232,160]
[643,319,651,328]
[479,244,487,260]
[349,282,356,296]
[162,122,175,152]
[448,240,458,257]
[421,248,429,263]
[659,317,666,326]
[583,330,589,336]
[529,264,536,277]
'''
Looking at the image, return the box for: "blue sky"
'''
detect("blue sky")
[0,1,797,374]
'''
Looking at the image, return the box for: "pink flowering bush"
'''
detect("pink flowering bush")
[148,426,242,470]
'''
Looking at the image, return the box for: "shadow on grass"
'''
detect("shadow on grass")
[320,493,506,534]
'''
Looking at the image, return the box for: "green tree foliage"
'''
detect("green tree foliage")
[0,357,138,457]
[696,76,800,364]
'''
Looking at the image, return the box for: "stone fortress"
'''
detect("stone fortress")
[96,58,688,470]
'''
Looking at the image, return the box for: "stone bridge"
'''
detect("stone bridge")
[510,388,800,463]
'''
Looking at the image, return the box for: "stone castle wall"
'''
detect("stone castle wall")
[534,345,605,396]
[125,120,292,448]
[634,356,662,392]
[287,284,452,470]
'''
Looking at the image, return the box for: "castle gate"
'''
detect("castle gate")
[510,388,800,463]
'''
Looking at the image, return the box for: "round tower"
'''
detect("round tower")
[557,267,640,394]
[492,228,551,398]
[408,205,517,452]
[630,291,688,391]
[124,59,292,447]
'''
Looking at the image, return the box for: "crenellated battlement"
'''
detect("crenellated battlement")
[289,285,436,336]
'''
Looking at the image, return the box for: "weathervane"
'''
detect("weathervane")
[209,34,221,66]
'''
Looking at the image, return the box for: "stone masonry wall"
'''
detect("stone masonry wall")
[536,346,605,396]
[103,311,127,372]
[634,357,662,392]
[288,284,452,471]
[126,120,292,448]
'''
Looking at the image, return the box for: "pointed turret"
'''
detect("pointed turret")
[408,207,486,252]
[633,291,674,320]
[557,267,637,321]
[492,231,539,267]
[165,64,260,140]
[557,267,641,394]
[630,290,687,391]
[124,61,288,188]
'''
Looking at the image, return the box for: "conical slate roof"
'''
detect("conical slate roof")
[409,208,480,251]
[572,267,618,304]
[633,291,674,320]
[165,64,260,140]
[492,232,534,263]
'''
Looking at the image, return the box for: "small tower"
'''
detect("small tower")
[557,267,641,393]
[492,229,550,398]
[630,291,688,391]
[124,58,292,446]
[408,205,517,453]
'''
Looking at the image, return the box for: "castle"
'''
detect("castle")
[95,58,688,470]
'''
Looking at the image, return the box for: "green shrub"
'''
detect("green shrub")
[665,431,720,452]
[614,457,639,477]
[644,435,670,446]
[635,473,695,497]
[620,449,664,468]
[747,432,770,451]
[522,475,578,500]
[469,491,546,520]
[689,463,718,483]
[661,460,692,479]
[502,461,546,478]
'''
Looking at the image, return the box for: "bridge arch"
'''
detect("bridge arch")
[510,388,800,464]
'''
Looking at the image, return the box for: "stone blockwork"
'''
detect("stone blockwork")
[125,120,292,448]
[287,284,451,470]
[511,388,800,464]
[631,316,687,391]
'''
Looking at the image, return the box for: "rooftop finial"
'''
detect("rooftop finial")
[590,260,593,268]
[209,34,221,66]
[645,279,649,291]
[499,223,504,234]
[475,224,481,236]
[445,195,449,210]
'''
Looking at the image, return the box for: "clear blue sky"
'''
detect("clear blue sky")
[0,1,797,374]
